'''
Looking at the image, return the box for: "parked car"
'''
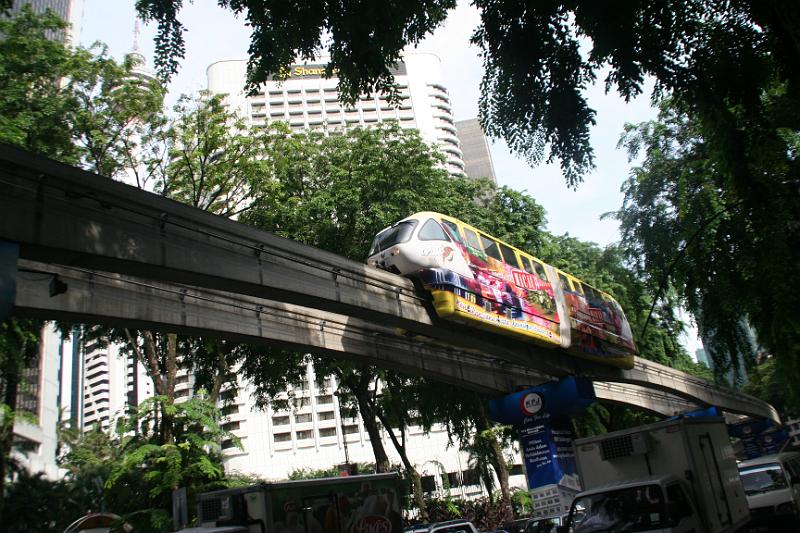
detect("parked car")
[421,520,480,533]
[738,451,800,529]
[504,518,533,533]
[524,515,563,533]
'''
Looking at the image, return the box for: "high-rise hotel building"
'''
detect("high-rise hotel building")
[203,53,524,495]
[206,53,467,177]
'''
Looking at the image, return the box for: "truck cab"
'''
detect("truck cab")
[558,474,700,532]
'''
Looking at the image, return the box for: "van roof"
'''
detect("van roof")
[576,474,683,497]
[738,451,800,468]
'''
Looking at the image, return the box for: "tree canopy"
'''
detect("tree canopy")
[614,97,799,402]
[136,0,800,186]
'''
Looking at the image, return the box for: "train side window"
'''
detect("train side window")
[521,255,536,274]
[559,274,572,291]
[480,234,503,261]
[440,219,464,244]
[498,242,520,269]
[463,228,482,251]
[574,282,586,295]
[532,260,548,281]
[418,218,450,241]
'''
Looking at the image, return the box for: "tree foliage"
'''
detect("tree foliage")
[58,392,235,532]
[0,5,164,172]
[614,97,799,403]
[136,1,800,187]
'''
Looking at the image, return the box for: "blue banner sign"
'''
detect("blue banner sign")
[520,413,580,488]
[490,377,594,491]
[728,419,789,459]
[488,377,595,425]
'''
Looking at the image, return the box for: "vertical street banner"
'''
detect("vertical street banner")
[489,377,594,492]
[519,412,580,490]
[728,419,789,459]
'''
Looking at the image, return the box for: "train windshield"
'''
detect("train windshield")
[369,220,419,255]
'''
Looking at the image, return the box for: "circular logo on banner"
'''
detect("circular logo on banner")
[520,392,544,416]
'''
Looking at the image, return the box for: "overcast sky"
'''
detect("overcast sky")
[76,1,700,354]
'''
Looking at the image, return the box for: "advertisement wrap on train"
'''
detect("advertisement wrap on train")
[367,212,636,369]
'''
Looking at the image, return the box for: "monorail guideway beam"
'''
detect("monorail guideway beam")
[13,260,769,421]
[13,260,552,395]
[0,145,779,423]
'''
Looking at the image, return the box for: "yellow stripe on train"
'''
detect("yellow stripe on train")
[430,289,562,348]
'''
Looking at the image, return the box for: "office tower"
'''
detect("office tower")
[204,53,523,496]
[221,361,528,498]
[455,118,497,184]
[206,53,467,178]
[10,325,65,479]
[9,0,84,44]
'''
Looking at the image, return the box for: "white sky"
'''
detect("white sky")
[76,1,701,353]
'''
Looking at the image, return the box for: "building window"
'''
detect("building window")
[295,413,313,423]
[421,475,436,493]
[13,435,40,454]
[319,427,337,438]
[222,421,240,431]
[274,432,291,443]
[342,424,359,434]
[272,415,290,426]
[296,430,313,440]
[222,404,239,416]
[318,411,335,421]
[447,472,461,487]
[221,439,236,450]
[316,395,334,405]
[462,469,480,485]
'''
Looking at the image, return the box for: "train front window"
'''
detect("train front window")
[418,218,450,241]
[369,220,418,254]
[441,220,464,245]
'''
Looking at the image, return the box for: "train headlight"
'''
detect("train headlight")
[776,502,796,514]
[390,247,401,256]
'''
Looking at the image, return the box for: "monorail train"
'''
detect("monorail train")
[367,212,636,369]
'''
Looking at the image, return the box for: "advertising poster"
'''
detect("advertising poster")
[519,412,580,491]
[728,419,789,459]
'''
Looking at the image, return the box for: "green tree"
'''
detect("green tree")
[136,1,800,186]
[0,6,84,162]
[0,318,43,520]
[614,98,800,405]
[103,392,235,531]
[240,122,506,515]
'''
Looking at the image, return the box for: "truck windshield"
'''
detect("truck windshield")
[570,485,667,533]
[739,463,788,495]
[369,220,418,255]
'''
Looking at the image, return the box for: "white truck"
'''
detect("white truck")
[176,472,403,533]
[557,416,750,533]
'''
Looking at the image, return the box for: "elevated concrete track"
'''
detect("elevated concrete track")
[0,145,779,423]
